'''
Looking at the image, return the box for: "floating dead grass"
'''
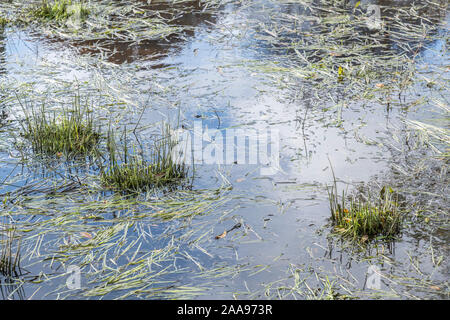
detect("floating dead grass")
[0,219,21,279]
[0,0,209,41]
[326,163,403,242]
[249,0,447,110]
[0,172,233,299]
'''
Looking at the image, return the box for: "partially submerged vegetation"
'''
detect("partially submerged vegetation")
[328,183,402,242]
[0,0,204,41]
[101,126,188,192]
[0,16,9,27]
[20,97,101,157]
[0,178,233,298]
[0,0,447,301]
[30,0,90,22]
[0,221,21,279]
[250,0,447,109]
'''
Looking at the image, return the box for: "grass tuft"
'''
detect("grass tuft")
[21,96,101,157]
[328,182,403,242]
[31,0,90,22]
[101,125,188,192]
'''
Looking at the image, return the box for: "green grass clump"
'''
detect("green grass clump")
[328,181,402,242]
[0,224,21,278]
[21,98,101,157]
[31,0,89,22]
[0,16,10,27]
[101,127,187,192]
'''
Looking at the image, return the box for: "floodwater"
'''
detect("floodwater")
[0,0,448,299]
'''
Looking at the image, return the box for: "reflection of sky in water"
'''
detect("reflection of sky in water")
[145,10,397,189]
[3,31,90,83]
